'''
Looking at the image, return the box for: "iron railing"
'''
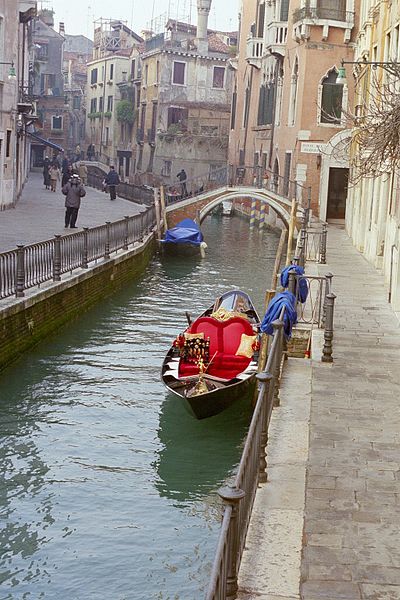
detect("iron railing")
[293,6,354,23]
[303,222,327,264]
[0,207,156,300]
[164,165,228,205]
[87,172,154,206]
[206,310,286,600]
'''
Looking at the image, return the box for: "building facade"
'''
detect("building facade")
[0,0,37,208]
[229,0,359,220]
[346,0,400,313]
[136,12,235,188]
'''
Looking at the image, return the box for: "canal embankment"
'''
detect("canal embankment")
[0,172,156,371]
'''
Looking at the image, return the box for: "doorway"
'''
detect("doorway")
[327,167,348,220]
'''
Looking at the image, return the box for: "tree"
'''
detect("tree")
[116,100,135,124]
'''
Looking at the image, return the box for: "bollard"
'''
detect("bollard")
[218,486,245,600]
[105,221,111,259]
[82,227,89,269]
[53,235,61,281]
[15,244,25,298]
[319,222,327,264]
[271,319,284,406]
[123,216,129,250]
[322,272,333,327]
[322,293,336,362]
[257,372,274,483]
[288,269,297,296]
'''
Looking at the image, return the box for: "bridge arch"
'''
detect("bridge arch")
[198,190,291,228]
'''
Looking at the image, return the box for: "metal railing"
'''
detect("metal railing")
[87,172,154,206]
[303,222,327,264]
[0,208,156,300]
[206,309,286,600]
[164,165,228,205]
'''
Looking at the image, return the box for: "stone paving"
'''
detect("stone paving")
[238,225,400,600]
[0,172,146,253]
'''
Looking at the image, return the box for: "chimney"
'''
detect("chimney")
[196,0,211,54]
[59,22,65,36]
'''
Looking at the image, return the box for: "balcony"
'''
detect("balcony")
[265,22,288,57]
[293,6,354,42]
[246,36,264,68]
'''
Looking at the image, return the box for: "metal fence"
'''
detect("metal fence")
[164,166,228,206]
[0,207,156,300]
[206,311,286,600]
[87,173,154,206]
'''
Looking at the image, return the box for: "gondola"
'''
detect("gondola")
[159,218,207,257]
[161,290,261,419]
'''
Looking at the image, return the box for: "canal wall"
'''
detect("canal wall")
[0,233,156,372]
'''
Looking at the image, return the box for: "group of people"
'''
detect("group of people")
[42,154,121,229]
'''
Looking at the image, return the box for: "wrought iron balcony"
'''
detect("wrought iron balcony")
[293,6,354,24]
[246,36,264,68]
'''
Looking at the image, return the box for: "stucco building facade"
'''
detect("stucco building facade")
[229,0,359,220]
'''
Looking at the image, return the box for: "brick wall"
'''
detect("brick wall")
[0,237,156,372]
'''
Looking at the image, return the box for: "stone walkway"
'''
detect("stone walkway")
[0,172,146,253]
[238,225,400,600]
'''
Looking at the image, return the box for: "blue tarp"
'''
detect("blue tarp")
[260,291,298,339]
[280,265,309,303]
[162,218,204,246]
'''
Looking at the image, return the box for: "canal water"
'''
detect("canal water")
[0,214,280,600]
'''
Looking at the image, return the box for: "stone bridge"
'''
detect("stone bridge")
[164,185,296,229]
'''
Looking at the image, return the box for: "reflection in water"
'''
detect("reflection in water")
[0,215,280,598]
[155,393,252,503]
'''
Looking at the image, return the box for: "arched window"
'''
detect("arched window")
[288,57,298,126]
[320,69,343,124]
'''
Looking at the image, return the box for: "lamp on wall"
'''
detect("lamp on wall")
[316,154,322,169]
[337,58,400,84]
[0,61,17,80]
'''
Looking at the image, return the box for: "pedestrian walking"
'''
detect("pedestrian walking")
[62,165,73,187]
[78,162,88,185]
[49,163,60,192]
[176,168,187,197]
[43,156,51,190]
[104,165,120,201]
[62,174,86,229]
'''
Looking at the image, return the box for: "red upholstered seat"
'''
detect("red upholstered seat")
[178,315,255,380]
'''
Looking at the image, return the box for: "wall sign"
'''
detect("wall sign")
[301,142,326,154]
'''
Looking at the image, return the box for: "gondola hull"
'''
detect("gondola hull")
[161,290,260,419]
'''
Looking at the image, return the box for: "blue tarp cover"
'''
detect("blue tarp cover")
[162,218,204,245]
[260,291,298,340]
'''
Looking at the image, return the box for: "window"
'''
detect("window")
[231,86,237,130]
[107,95,113,112]
[173,61,186,85]
[109,63,114,81]
[105,126,109,145]
[73,96,81,110]
[6,130,11,158]
[317,0,346,21]
[243,83,251,128]
[257,2,265,38]
[257,81,275,126]
[91,68,98,84]
[99,96,104,112]
[36,43,48,61]
[131,59,136,79]
[52,116,63,130]
[167,107,188,130]
[145,64,149,85]
[90,98,97,113]
[280,0,289,20]
[213,67,225,89]
[321,69,343,124]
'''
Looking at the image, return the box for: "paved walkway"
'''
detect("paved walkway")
[238,225,400,599]
[0,172,146,253]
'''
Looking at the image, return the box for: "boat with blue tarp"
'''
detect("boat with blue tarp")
[160,218,207,257]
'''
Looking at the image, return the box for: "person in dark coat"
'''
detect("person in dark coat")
[62,174,86,228]
[176,168,187,197]
[43,156,51,189]
[62,165,73,187]
[104,166,120,200]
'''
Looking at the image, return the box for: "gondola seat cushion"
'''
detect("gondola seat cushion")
[179,316,255,379]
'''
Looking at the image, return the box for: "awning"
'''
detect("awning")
[27,131,64,152]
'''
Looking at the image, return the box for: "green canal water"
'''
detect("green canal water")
[0,214,280,600]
